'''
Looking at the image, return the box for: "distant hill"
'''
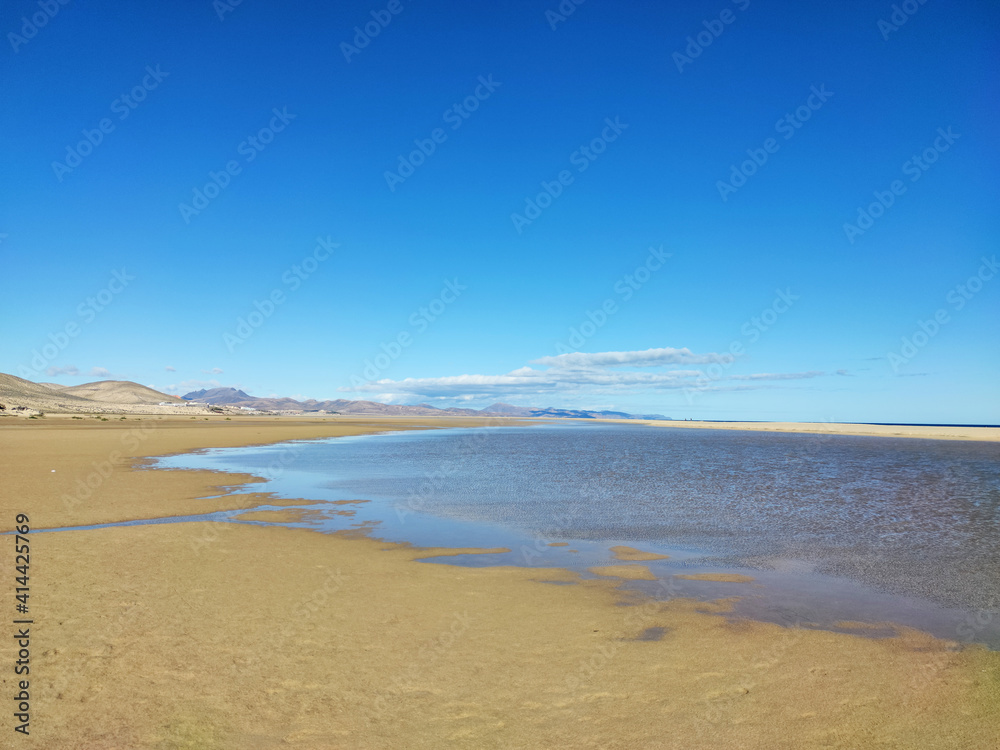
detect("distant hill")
[182,387,252,404]
[482,402,667,420]
[0,371,666,420]
[482,402,532,416]
[0,374,187,416]
[180,388,487,416]
[0,373,96,413]
[182,389,665,420]
[62,380,184,405]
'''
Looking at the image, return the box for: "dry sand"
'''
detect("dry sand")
[2,416,998,749]
[643,419,1000,442]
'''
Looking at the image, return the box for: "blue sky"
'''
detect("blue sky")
[1,0,997,423]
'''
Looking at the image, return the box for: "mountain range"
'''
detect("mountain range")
[0,372,667,420]
[182,387,666,420]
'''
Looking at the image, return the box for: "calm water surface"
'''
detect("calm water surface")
[149,423,1000,645]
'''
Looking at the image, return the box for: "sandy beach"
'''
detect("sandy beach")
[643,420,1000,442]
[2,416,998,748]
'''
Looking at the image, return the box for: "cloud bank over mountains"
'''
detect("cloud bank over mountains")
[342,346,834,402]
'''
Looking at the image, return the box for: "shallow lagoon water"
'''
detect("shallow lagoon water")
[145,422,1000,646]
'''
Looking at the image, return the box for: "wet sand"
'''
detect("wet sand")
[610,545,670,562]
[589,564,659,581]
[2,416,998,748]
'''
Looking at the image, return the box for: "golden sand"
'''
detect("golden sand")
[1,416,998,748]
[589,565,659,581]
[610,545,669,561]
[642,419,1000,442]
[413,547,512,559]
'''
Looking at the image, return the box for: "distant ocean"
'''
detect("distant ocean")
[154,423,1000,646]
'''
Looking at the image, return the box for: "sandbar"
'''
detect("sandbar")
[640,419,1000,442]
[610,545,669,561]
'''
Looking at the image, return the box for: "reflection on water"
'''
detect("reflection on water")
[151,423,1000,646]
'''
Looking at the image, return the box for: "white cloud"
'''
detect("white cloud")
[728,371,824,381]
[165,366,176,372]
[90,366,111,377]
[339,346,828,403]
[45,365,79,376]
[342,367,708,399]
[532,347,728,369]
[202,367,224,375]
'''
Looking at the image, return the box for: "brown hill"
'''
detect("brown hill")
[0,374,197,416]
[0,373,103,414]
[61,380,183,405]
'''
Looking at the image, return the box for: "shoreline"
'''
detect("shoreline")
[2,415,515,529]
[3,416,999,747]
[640,419,1000,442]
